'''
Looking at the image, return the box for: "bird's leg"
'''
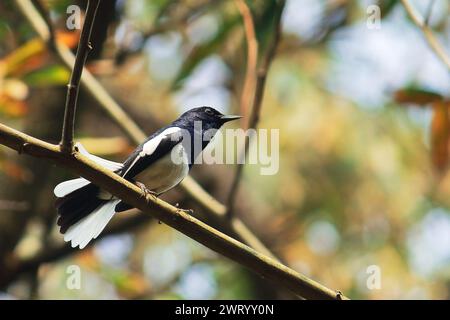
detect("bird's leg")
[175,203,194,215]
[135,181,158,203]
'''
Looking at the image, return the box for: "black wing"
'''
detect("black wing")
[119,129,184,180]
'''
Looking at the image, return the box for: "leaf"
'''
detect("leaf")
[252,0,280,51]
[75,249,100,270]
[47,0,73,14]
[56,30,81,49]
[379,0,399,18]
[112,271,150,298]
[22,64,70,87]
[430,100,450,172]
[0,38,47,77]
[0,160,31,182]
[394,88,443,106]
[171,14,240,89]
[0,96,28,117]
[0,31,78,80]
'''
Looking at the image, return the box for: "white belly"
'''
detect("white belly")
[134,143,189,194]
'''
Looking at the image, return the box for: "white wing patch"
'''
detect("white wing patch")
[122,127,182,178]
[140,127,181,157]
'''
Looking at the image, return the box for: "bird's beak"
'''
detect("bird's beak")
[220,115,242,123]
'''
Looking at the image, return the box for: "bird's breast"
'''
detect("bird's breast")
[134,143,189,194]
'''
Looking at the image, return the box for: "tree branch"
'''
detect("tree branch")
[0,123,346,300]
[60,0,100,152]
[14,0,279,262]
[400,0,450,70]
[226,0,285,217]
[235,0,258,123]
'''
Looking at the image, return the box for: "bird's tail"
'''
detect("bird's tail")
[53,143,123,249]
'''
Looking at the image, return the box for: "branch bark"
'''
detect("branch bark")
[60,0,100,152]
[235,0,258,123]
[400,0,450,70]
[0,123,347,300]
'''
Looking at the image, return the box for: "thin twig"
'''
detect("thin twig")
[60,0,100,152]
[32,0,55,46]
[0,122,348,300]
[14,0,279,262]
[235,0,258,123]
[400,0,450,70]
[226,0,285,218]
[423,0,435,26]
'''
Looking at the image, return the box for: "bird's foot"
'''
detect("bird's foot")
[175,203,194,215]
[136,182,158,203]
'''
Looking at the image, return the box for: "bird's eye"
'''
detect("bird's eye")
[205,108,214,115]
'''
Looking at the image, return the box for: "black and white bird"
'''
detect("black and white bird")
[54,107,241,249]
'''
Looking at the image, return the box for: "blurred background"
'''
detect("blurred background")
[1,0,450,299]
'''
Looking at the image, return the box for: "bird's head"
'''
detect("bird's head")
[177,106,241,131]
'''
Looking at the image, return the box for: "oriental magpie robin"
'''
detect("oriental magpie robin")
[54,107,241,249]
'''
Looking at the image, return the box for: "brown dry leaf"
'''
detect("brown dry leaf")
[394,88,442,106]
[86,59,116,76]
[0,160,32,182]
[56,30,81,49]
[75,249,101,270]
[0,96,28,117]
[430,100,450,172]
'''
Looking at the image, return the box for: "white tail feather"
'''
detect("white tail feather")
[64,199,120,249]
[75,142,123,171]
[54,143,123,198]
[54,178,90,197]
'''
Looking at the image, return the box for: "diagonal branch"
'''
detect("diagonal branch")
[400,0,450,70]
[60,0,100,152]
[14,0,278,261]
[0,122,347,300]
[226,0,285,217]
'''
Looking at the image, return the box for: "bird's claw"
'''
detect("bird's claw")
[175,203,194,215]
[178,208,194,214]
[136,182,157,203]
